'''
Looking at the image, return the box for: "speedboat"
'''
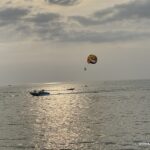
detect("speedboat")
[30,90,50,96]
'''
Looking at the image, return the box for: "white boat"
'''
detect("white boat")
[30,90,50,96]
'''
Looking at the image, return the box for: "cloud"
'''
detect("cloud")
[27,12,60,24]
[0,0,150,43]
[0,7,29,21]
[25,12,64,40]
[70,0,150,26]
[0,7,63,41]
[33,21,66,41]
[46,0,80,6]
[0,7,30,26]
[70,16,100,26]
[60,30,150,43]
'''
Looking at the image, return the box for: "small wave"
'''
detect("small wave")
[139,142,150,147]
[0,138,26,141]
[8,123,24,125]
[103,141,116,145]
[69,141,95,145]
[0,145,35,149]
[50,91,99,96]
[60,149,72,150]
[0,92,17,94]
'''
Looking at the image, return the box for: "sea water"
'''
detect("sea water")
[0,80,150,150]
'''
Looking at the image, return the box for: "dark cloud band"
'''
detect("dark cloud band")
[27,13,60,24]
[46,0,80,6]
[71,0,150,26]
[0,7,29,21]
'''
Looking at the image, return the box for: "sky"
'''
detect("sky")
[0,0,150,85]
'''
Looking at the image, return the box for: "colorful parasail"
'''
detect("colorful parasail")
[87,54,98,64]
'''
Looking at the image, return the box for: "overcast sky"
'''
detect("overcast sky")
[0,0,150,85]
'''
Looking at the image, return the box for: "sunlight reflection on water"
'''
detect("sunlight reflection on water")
[0,81,150,149]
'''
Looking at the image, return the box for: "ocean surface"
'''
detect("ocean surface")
[0,80,150,150]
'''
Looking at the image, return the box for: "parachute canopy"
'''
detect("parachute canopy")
[87,54,97,64]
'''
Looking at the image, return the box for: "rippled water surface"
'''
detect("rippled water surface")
[0,80,150,150]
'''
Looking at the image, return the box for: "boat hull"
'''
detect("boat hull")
[30,92,50,96]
